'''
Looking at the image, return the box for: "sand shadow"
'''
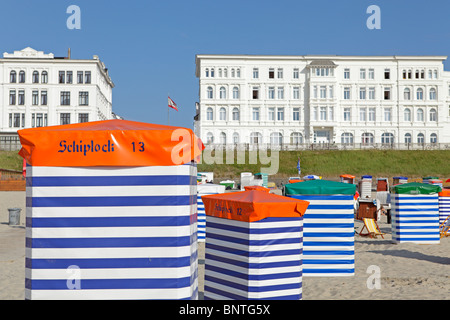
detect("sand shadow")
[368,249,450,265]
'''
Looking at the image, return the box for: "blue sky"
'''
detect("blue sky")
[1,0,450,129]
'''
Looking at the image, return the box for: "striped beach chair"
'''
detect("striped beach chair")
[285,180,356,277]
[197,184,225,242]
[391,183,441,245]
[438,189,450,228]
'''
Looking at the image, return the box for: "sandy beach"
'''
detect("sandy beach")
[1,190,449,300]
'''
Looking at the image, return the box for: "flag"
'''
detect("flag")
[297,157,301,175]
[168,96,178,111]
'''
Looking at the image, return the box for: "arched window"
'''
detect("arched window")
[219,107,226,121]
[219,132,226,144]
[232,107,240,121]
[270,132,283,145]
[417,108,424,121]
[430,133,437,144]
[41,71,48,83]
[206,132,214,144]
[403,88,411,100]
[210,68,215,77]
[32,71,39,83]
[19,70,25,83]
[224,68,227,77]
[417,133,424,144]
[218,68,222,77]
[429,88,436,100]
[381,132,394,144]
[404,133,412,144]
[416,88,423,100]
[232,132,239,144]
[404,108,411,122]
[232,87,239,99]
[250,132,262,144]
[236,68,240,77]
[341,132,354,145]
[429,108,437,122]
[219,87,226,99]
[362,132,374,145]
[290,132,303,144]
[207,87,213,99]
[10,70,16,83]
[205,68,209,77]
[231,69,235,77]
[206,107,213,121]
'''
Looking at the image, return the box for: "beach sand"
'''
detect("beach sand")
[1,191,449,300]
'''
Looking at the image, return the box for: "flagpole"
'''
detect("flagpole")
[167,93,170,125]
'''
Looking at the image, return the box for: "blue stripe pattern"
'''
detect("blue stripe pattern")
[391,193,440,244]
[25,165,198,300]
[204,216,303,300]
[288,195,355,277]
[197,184,225,242]
[439,196,450,227]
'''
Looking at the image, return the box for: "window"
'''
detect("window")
[417,108,424,121]
[13,113,21,128]
[291,132,303,144]
[41,91,47,105]
[417,88,423,100]
[269,68,275,79]
[293,87,300,99]
[268,87,275,99]
[60,91,70,105]
[429,70,433,79]
[421,70,425,79]
[59,71,65,84]
[384,87,391,100]
[18,90,25,105]
[41,71,48,84]
[253,68,259,79]
[381,133,394,144]
[232,132,239,144]
[277,87,284,99]
[206,107,213,120]
[362,132,374,144]
[415,70,420,79]
[232,108,239,121]
[270,132,283,145]
[219,87,226,99]
[384,69,390,79]
[210,68,215,77]
[293,108,300,121]
[408,70,412,79]
[218,68,222,77]
[9,90,16,105]
[312,107,318,121]
[236,68,241,78]
[384,107,392,121]
[368,87,375,100]
[313,86,318,98]
[231,69,235,77]
[429,108,437,122]
[293,68,299,79]
[368,68,374,79]
[206,132,214,144]
[359,107,367,121]
[32,113,46,128]
[85,71,91,84]
[252,107,260,121]
[252,87,259,99]
[417,133,424,144]
[402,70,407,79]
[433,70,438,79]
[32,71,39,83]
[430,133,437,144]
[60,113,71,125]
[404,133,412,144]
[343,87,350,100]
[341,133,354,145]
[404,108,411,121]
[67,71,73,84]
[219,107,226,121]
[277,108,284,121]
[79,113,89,123]
[404,88,411,100]
[344,68,350,79]
[343,108,351,121]
[250,132,262,144]
[219,132,226,144]
[207,87,213,99]
[79,92,89,106]
[360,69,366,80]
[19,71,25,83]
[430,88,436,100]
[277,68,283,79]
[368,108,376,122]
[205,68,209,78]
[329,86,334,99]
[32,91,39,105]
[320,107,327,121]
[10,70,17,83]
[359,87,366,100]
[329,106,334,121]
[320,86,327,99]
[224,68,227,77]
[232,87,239,99]
[268,108,275,121]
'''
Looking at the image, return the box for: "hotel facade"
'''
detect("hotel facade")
[0,47,115,150]
[194,55,450,150]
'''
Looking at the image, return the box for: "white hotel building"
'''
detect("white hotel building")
[194,55,450,149]
[0,47,115,150]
